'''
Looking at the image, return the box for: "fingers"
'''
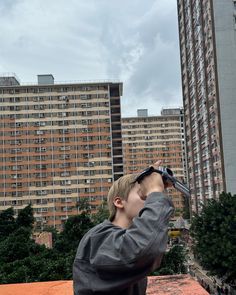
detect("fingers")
[140,172,164,194]
[153,160,162,169]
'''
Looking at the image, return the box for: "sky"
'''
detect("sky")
[0,0,182,117]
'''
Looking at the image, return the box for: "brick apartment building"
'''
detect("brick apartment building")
[122,108,188,216]
[0,74,123,230]
[177,0,236,212]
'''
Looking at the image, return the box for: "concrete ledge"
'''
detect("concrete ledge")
[147,275,209,294]
[0,275,209,295]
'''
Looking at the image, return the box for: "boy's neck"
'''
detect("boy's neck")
[112,214,131,229]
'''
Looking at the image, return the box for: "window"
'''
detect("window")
[60,180,71,186]
[36,190,47,196]
[10,106,21,111]
[12,191,23,197]
[84,162,94,167]
[85,188,95,193]
[11,174,22,179]
[11,165,22,171]
[35,130,44,135]
[35,172,47,178]
[10,122,22,128]
[80,94,91,100]
[58,104,68,109]
[60,154,70,160]
[58,137,70,143]
[58,95,68,101]
[60,171,70,177]
[34,138,46,144]
[58,112,67,117]
[35,155,46,161]
[11,148,22,153]
[10,156,22,162]
[33,96,43,101]
[35,147,47,152]
[36,199,47,204]
[36,181,47,187]
[59,129,70,134]
[60,146,71,151]
[34,104,45,110]
[58,120,69,126]
[9,97,20,103]
[36,164,47,170]
[85,179,94,184]
[11,183,22,188]
[34,121,46,127]
[10,131,21,136]
[10,139,22,145]
[61,189,72,194]
[59,163,70,168]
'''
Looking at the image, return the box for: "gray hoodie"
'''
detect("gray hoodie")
[73,192,174,294]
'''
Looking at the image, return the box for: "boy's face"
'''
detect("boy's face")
[122,182,146,223]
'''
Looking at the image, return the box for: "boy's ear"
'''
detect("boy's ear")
[113,197,124,209]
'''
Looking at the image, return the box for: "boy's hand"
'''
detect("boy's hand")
[140,160,165,197]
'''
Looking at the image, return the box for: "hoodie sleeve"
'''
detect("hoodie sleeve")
[91,193,174,276]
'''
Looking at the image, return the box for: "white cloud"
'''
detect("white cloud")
[0,0,182,116]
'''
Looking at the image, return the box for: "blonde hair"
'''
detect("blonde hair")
[107,174,138,221]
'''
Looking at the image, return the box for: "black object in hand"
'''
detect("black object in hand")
[135,166,190,198]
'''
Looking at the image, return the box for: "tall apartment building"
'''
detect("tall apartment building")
[0,74,123,230]
[122,108,187,216]
[177,0,236,213]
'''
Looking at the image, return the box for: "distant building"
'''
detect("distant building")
[177,0,236,213]
[0,74,123,230]
[122,108,187,216]
[0,73,20,86]
[35,231,53,248]
[137,108,148,117]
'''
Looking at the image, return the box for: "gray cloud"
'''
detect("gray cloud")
[0,0,182,116]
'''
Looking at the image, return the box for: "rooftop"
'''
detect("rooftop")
[0,73,121,87]
[0,275,209,295]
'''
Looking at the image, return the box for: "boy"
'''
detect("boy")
[73,161,174,294]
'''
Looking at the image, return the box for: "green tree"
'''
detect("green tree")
[182,196,190,220]
[152,244,187,276]
[0,227,32,264]
[16,204,34,229]
[190,192,236,283]
[76,197,91,213]
[92,201,109,225]
[0,207,17,241]
[54,212,94,253]
[0,201,109,283]
[0,242,72,284]
[0,223,56,284]
[0,205,52,284]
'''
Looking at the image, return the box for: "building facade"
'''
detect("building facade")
[122,108,187,216]
[0,74,123,230]
[177,0,236,213]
